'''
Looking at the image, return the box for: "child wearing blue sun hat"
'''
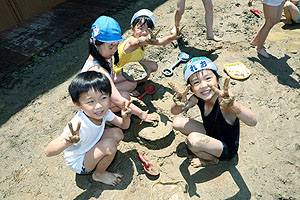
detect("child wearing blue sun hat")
[171,57,257,167]
[81,15,158,124]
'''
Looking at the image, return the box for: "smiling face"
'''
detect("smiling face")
[189,69,219,101]
[97,41,120,59]
[131,19,151,38]
[75,89,111,125]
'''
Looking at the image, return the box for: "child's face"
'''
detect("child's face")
[98,42,120,59]
[75,89,110,125]
[189,70,219,101]
[131,20,151,38]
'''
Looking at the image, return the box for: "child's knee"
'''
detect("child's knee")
[111,128,124,142]
[149,62,158,73]
[102,139,118,155]
[186,132,206,151]
[172,117,183,130]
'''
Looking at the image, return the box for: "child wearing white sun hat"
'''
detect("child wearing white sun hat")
[171,57,257,167]
[113,8,184,90]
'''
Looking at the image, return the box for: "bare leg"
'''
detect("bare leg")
[173,117,222,167]
[172,0,185,34]
[202,0,222,42]
[283,1,300,23]
[250,2,285,58]
[110,90,130,112]
[83,128,124,186]
[113,73,137,93]
[139,60,158,82]
[283,2,293,24]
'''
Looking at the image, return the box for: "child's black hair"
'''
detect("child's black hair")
[69,71,112,104]
[88,39,119,74]
[131,16,155,29]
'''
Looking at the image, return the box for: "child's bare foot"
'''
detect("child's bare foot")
[189,157,219,168]
[256,47,270,58]
[250,42,266,49]
[92,171,123,186]
[207,35,222,42]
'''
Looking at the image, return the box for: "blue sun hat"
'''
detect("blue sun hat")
[130,9,156,26]
[183,57,218,82]
[91,16,125,42]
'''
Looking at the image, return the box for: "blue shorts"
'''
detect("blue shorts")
[219,142,237,161]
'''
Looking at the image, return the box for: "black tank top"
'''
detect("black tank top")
[197,96,240,153]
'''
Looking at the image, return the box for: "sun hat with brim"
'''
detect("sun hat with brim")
[183,57,218,82]
[130,9,156,26]
[91,16,125,42]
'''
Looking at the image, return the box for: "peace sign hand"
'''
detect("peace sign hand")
[168,81,191,107]
[65,121,81,143]
[121,100,132,118]
[146,28,161,44]
[208,77,236,109]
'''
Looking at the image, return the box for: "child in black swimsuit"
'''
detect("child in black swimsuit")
[171,57,257,167]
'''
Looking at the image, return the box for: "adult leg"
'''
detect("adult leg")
[172,0,186,34]
[202,0,222,42]
[83,128,124,186]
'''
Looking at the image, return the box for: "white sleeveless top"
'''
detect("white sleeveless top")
[81,59,113,77]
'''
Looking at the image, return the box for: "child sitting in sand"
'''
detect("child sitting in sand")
[283,0,300,24]
[170,57,257,167]
[45,71,132,186]
[82,15,157,122]
[113,9,183,94]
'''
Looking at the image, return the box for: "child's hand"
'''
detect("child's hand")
[168,81,190,107]
[146,28,160,44]
[141,110,158,123]
[121,100,132,118]
[65,121,81,143]
[248,0,253,7]
[172,25,186,38]
[208,77,240,114]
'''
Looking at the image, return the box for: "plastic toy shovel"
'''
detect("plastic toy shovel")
[162,52,192,77]
[138,83,156,100]
[138,153,160,176]
[250,9,260,17]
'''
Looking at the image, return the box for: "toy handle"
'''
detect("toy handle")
[170,59,182,70]
[138,92,147,100]
[138,153,150,167]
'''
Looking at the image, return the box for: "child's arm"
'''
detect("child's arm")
[88,66,157,122]
[149,26,184,46]
[45,122,81,157]
[125,27,184,52]
[110,101,132,129]
[209,77,257,126]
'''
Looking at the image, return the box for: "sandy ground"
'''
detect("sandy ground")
[0,0,300,199]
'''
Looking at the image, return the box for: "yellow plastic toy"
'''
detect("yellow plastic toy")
[224,62,251,80]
